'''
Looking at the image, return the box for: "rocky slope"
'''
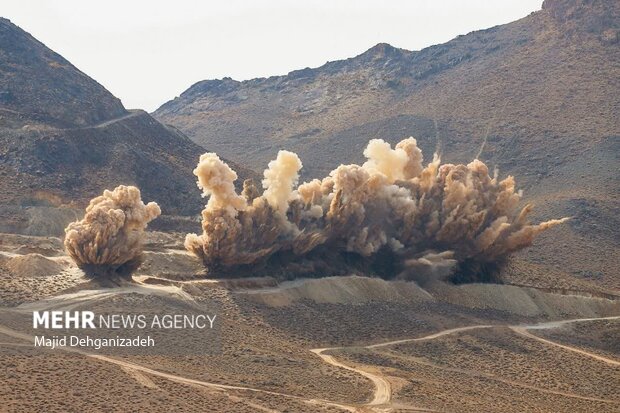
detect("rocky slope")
[0,18,256,227]
[0,18,125,128]
[154,0,619,288]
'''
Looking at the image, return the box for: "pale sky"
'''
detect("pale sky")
[3,0,543,112]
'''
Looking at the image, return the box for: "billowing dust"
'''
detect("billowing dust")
[64,185,160,278]
[185,138,568,281]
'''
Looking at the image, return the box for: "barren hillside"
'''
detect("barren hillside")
[155,0,620,288]
[0,18,257,228]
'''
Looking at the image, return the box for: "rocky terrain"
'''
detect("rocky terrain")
[155,0,619,289]
[0,1,618,412]
[0,18,125,128]
[0,17,256,232]
[0,231,618,412]
[0,232,620,412]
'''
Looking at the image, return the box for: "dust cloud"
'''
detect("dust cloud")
[185,138,568,281]
[64,185,161,278]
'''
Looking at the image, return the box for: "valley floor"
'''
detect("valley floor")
[0,232,619,412]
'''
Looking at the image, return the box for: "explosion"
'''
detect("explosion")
[185,138,568,281]
[64,185,161,279]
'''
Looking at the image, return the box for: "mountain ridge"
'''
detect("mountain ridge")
[153,0,619,288]
[0,17,127,128]
[157,0,617,111]
[0,18,257,227]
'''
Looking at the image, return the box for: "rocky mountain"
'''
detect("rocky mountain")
[154,0,619,288]
[0,17,126,128]
[0,18,256,232]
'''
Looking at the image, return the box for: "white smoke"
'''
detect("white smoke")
[262,150,302,213]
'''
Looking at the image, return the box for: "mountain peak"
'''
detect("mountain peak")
[358,42,408,60]
[0,18,258,216]
[181,77,240,99]
[0,17,126,127]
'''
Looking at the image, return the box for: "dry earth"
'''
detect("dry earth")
[0,231,618,412]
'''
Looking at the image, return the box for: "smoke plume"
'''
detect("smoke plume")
[64,185,161,278]
[185,138,568,281]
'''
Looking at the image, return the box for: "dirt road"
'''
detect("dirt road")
[0,323,357,413]
[511,325,620,366]
[2,282,618,412]
[311,348,391,406]
[311,316,620,411]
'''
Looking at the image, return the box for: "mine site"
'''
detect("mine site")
[1,0,619,412]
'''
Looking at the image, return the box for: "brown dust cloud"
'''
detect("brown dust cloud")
[184,137,568,281]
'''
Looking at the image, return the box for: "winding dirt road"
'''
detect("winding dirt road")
[1,283,618,412]
[511,325,620,366]
[0,323,358,413]
[310,316,620,411]
[366,325,493,349]
[0,285,358,412]
[311,348,391,406]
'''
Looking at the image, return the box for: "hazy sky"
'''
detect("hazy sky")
[4,0,542,111]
